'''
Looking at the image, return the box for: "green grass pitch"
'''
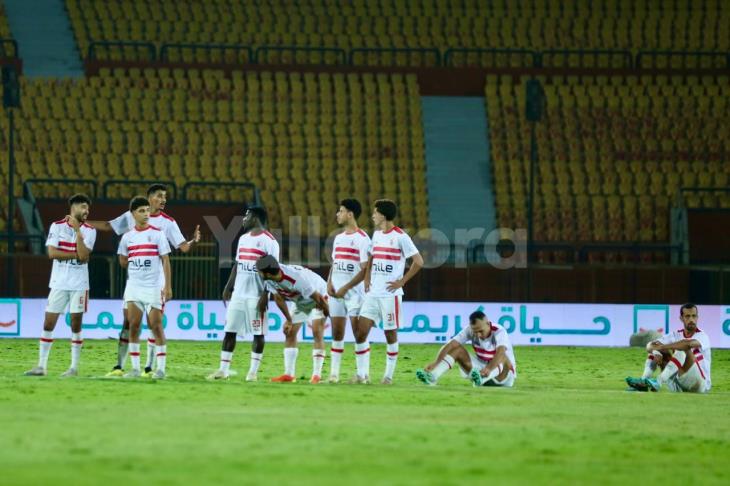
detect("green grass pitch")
[1,340,728,485]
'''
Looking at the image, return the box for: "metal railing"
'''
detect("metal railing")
[255,46,347,65]
[160,43,254,64]
[101,179,178,200]
[540,49,633,69]
[350,47,441,67]
[636,50,730,69]
[87,41,157,62]
[444,48,538,68]
[181,181,261,207]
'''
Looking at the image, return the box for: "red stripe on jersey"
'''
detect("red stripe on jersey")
[58,241,77,248]
[280,273,296,284]
[53,219,67,225]
[129,252,160,257]
[357,229,367,237]
[373,246,402,254]
[670,357,682,369]
[239,247,266,256]
[262,230,276,240]
[238,255,258,261]
[128,244,158,250]
[696,361,706,379]
[151,211,175,221]
[277,289,300,298]
[373,254,401,261]
[57,248,76,253]
[335,247,359,254]
[335,254,360,261]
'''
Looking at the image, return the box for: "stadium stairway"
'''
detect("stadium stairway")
[422,96,496,240]
[5,0,83,77]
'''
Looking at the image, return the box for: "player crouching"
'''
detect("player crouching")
[415,311,517,388]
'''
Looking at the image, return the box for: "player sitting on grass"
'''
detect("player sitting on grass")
[626,303,711,393]
[256,255,330,384]
[116,197,172,379]
[25,194,96,377]
[416,310,517,387]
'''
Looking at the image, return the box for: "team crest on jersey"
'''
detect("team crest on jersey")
[147,236,152,242]
[390,239,395,245]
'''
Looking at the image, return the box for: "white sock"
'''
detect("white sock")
[284,347,299,376]
[155,345,167,373]
[659,351,683,385]
[38,330,53,369]
[70,332,83,370]
[220,351,233,373]
[145,337,156,370]
[480,364,501,383]
[117,329,129,368]
[312,349,325,377]
[330,340,344,377]
[355,341,370,378]
[642,354,658,379]
[431,355,455,380]
[384,342,399,380]
[129,342,141,371]
[248,352,263,375]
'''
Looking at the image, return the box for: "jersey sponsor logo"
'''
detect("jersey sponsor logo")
[372,261,394,273]
[130,259,153,268]
[334,261,357,273]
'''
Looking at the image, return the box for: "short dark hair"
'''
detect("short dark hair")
[129,196,150,213]
[256,255,280,275]
[146,183,167,197]
[247,206,268,226]
[374,199,397,221]
[68,193,91,207]
[340,199,362,219]
[469,310,486,324]
[680,303,697,316]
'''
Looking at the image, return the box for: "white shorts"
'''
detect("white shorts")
[359,295,402,331]
[122,286,165,313]
[289,301,326,324]
[459,354,516,387]
[673,363,709,393]
[329,295,363,318]
[46,289,89,314]
[123,285,164,314]
[225,299,266,336]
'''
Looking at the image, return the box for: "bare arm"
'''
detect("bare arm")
[648,339,701,353]
[273,293,293,322]
[48,247,79,261]
[161,255,172,300]
[257,290,270,320]
[386,252,424,292]
[74,231,91,263]
[326,266,335,296]
[85,220,114,232]
[222,264,237,301]
[177,225,201,254]
[311,291,330,318]
[334,263,367,299]
[363,255,373,293]
[118,255,128,269]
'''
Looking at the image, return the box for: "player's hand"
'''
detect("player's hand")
[222,287,232,302]
[364,280,370,293]
[283,320,294,336]
[164,287,173,301]
[480,367,493,377]
[192,225,201,243]
[68,216,80,231]
[334,287,347,299]
[386,279,404,292]
[327,282,336,297]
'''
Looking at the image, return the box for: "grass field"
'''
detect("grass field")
[1,339,728,485]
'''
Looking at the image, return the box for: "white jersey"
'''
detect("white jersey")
[331,229,370,299]
[118,225,172,288]
[46,219,97,291]
[232,230,280,300]
[110,210,185,287]
[453,322,517,374]
[367,226,419,297]
[265,264,327,310]
[659,327,711,390]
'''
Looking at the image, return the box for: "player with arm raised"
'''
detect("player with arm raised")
[25,194,96,377]
[117,197,172,379]
[207,207,279,381]
[85,183,200,377]
[326,199,370,383]
[416,310,517,387]
[352,199,423,384]
[256,255,330,384]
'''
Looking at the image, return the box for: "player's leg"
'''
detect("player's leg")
[147,308,167,379]
[26,289,69,376]
[674,350,706,393]
[124,302,144,377]
[381,296,402,385]
[352,295,379,383]
[471,353,513,386]
[328,300,347,382]
[416,342,471,385]
[107,306,130,376]
[272,318,302,382]
[310,317,326,383]
[246,300,266,381]
[61,312,84,377]
[208,304,244,380]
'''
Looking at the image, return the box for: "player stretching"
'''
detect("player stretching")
[85,183,200,377]
[353,199,423,384]
[416,311,517,387]
[256,255,330,383]
[626,303,711,393]
[326,199,370,383]
[117,197,172,379]
[208,207,280,381]
[25,194,96,377]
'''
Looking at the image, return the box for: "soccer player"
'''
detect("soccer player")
[353,199,423,384]
[85,183,200,377]
[415,310,517,387]
[117,196,172,379]
[626,303,711,393]
[326,199,370,383]
[256,255,330,383]
[25,194,96,377]
[207,207,280,381]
